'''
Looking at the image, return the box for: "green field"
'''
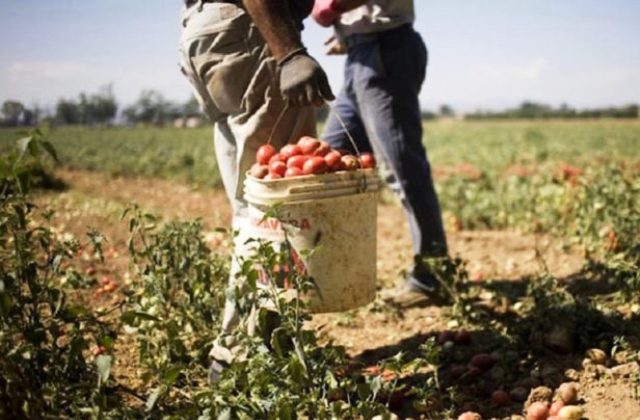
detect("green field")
[1,120,638,239]
[1,120,638,187]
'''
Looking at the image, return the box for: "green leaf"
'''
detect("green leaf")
[96,355,112,387]
[17,136,34,158]
[163,365,183,386]
[121,310,161,325]
[60,304,90,322]
[39,140,59,163]
[0,292,11,317]
[370,376,382,397]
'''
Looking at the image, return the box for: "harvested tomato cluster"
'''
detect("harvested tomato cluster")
[250,136,376,180]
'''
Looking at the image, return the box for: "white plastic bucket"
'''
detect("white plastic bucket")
[240,169,379,313]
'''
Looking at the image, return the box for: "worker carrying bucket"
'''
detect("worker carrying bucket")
[179,0,447,384]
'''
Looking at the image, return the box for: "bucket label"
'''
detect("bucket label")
[250,216,311,232]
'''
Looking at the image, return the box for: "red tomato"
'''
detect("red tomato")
[303,156,329,175]
[91,345,106,357]
[268,153,287,164]
[359,152,376,169]
[449,364,468,379]
[492,390,510,406]
[269,161,287,177]
[313,141,331,157]
[249,163,269,179]
[287,155,308,169]
[285,167,304,178]
[264,173,282,180]
[324,150,342,170]
[298,136,321,155]
[341,155,360,171]
[457,412,482,420]
[437,330,456,345]
[256,144,276,165]
[549,400,564,416]
[280,144,302,159]
[469,353,496,370]
[526,402,549,420]
[102,283,116,293]
[454,330,472,345]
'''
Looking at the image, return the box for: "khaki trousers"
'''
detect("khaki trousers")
[179,2,315,351]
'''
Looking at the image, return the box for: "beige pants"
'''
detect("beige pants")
[179,2,316,351]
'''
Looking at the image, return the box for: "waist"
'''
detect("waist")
[343,23,414,49]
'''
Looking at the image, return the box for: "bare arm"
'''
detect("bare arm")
[242,0,335,106]
[242,0,302,62]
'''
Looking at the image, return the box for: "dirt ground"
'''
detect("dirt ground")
[36,169,640,420]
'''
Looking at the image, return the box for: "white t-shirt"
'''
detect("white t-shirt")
[335,0,414,38]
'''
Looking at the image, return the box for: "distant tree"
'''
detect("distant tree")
[1,100,25,127]
[55,99,82,125]
[54,85,117,125]
[22,108,35,126]
[79,84,118,125]
[123,90,173,126]
[182,96,202,118]
[439,104,455,118]
[421,109,438,120]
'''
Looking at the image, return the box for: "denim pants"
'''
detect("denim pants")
[323,25,447,284]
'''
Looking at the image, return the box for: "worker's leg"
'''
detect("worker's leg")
[322,79,370,153]
[350,29,447,289]
[180,1,315,382]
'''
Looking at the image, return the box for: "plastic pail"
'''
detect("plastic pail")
[240,169,379,313]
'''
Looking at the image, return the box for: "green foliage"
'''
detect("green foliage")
[55,84,118,125]
[120,210,450,418]
[0,128,62,195]
[121,206,229,410]
[0,131,118,418]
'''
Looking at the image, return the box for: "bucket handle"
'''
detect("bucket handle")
[327,106,369,194]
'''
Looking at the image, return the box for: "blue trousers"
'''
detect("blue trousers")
[323,25,448,277]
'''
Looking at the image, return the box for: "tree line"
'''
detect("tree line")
[1,90,638,128]
[0,85,202,127]
[464,101,639,120]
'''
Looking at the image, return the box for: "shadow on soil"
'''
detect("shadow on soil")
[352,272,640,418]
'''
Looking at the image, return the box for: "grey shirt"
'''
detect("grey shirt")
[335,0,414,38]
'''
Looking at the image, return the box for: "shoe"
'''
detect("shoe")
[380,281,445,308]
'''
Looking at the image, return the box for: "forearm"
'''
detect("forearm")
[242,0,302,62]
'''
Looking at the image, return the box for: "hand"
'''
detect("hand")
[325,34,346,55]
[279,50,335,107]
[312,0,343,27]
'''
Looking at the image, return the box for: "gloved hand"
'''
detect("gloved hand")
[312,0,344,27]
[279,49,335,107]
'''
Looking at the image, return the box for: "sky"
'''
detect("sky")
[0,0,639,112]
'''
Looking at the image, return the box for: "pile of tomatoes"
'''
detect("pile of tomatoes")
[250,136,376,180]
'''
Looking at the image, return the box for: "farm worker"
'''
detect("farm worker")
[312,0,448,300]
[179,0,334,382]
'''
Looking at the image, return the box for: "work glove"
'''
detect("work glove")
[279,49,335,107]
[312,0,344,27]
